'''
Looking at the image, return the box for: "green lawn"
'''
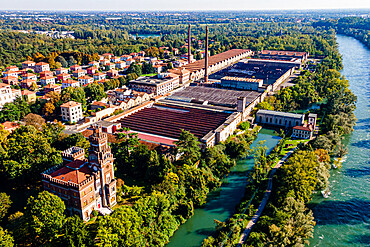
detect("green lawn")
[141,73,157,77]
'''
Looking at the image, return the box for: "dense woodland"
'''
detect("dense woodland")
[0,13,362,247]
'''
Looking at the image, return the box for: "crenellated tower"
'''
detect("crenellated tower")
[88,125,116,207]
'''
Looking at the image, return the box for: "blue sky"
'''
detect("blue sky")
[4,0,370,11]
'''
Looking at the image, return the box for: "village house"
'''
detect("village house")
[22,60,36,70]
[35,62,50,73]
[22,73,37,81]
[57,73,72,82]
[5,65,19,72]
[129,73,180,95]
[62,79,80,89]
[40,76,56,86]
[87,67,98,75]
[120,55,132,61]
[102,53,113,60]
[115,61,127,70]
[1,121,21,133]
[21,90,37,103]
[2,71,18,78]
[0,83,20,109]
[55,67,69,75]
[40,71,54,78]
[107,69,118,78]
[110,56,120,63]
[105,63,116,71]
[41,126,117,221]
[20,79,36,89]
[60,101,83,123]
[79,76,94,87]
[88,61,100,68]
[70,64,82,72]
[93,72,106,81]
[73,69,85,78]
[2,76,18,86]
[44,84,62,94]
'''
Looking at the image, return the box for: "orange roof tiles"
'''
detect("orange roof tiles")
[60,101,81,108]
[49,160,93,184]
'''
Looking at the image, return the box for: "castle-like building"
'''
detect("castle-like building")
[42,125,117,221]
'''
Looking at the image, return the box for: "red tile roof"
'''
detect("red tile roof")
[49,160,93,184]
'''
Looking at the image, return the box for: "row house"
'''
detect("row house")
[62,79,80,89]
[18,69,34,76]
[73,69,85,78]
[44,84,62,94]
[40,76,56,86]
[35,62,50,73]
[22,60,36,70]
[125,58,134,66]
[57,73,72,82]
[79,76,94,86]
[55,67,69,75]
[93,72,106,81]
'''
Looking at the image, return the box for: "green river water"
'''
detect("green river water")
[308,35,370,246]
[167,129,281,247]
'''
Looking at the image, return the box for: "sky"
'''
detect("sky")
[3,0,370,11]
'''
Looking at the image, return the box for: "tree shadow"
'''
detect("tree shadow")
[309,199,370,225]
[351,140,370,149]
[348,233,370,245]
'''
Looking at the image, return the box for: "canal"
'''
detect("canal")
[309,35,370,246]
[167,128,281,247]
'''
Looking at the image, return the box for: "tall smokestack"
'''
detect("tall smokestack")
[188,24,191,64]
[204,26,209,83]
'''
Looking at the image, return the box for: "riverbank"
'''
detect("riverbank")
[308,34,370,247]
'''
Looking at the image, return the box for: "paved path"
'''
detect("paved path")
[237,147,297,246]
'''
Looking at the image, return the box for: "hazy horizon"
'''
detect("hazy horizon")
[3,0,370,11]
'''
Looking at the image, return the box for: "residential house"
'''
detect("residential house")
[93,72,106,81]
[87,67,98,76]
[35,62,50,73]
[60,101,83,123]
[72,69,85,78]
[62,79,80,89]
[70,64,82,72]
[21,90,37,103]
[2,76,18,86]
[22,73,37,81]
[40,76,56,86]
[21,79,36,89]
[79,76,94,87]
[107,69,118,78]
[22,60,36,70]
[55,67,69,75]
[44,84,62,94]
[57,73,72,82]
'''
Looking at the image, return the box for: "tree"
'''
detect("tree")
[62,215,91,247]
[145,47,160,57]
[57,56,68,68]
[61,87,86,106]
[68,56,76,67]
[142,62,155,74]
[0,226,14,247]
[84,82,106,102]
[24,113,45,130]
[127,63,142,76]
[95,206,145,247]
[25,191,66,244]
[57,133,90,156]
[175,130,201,165]
[0,193,12,220]
[43,102,56,116]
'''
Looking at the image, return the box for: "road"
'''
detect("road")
[237,147,297,246]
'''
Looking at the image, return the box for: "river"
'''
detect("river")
[166,129,281,247]
[309,35,370,246]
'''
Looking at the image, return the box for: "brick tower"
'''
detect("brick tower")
[88,125,116,208]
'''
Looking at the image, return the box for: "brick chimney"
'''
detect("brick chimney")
[188,24,191,64]
[204,26,209,82]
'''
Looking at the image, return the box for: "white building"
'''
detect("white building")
[0,83,21,109]
[255,109,304,128]
[35,62,50,73]
[60,101,83,123]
